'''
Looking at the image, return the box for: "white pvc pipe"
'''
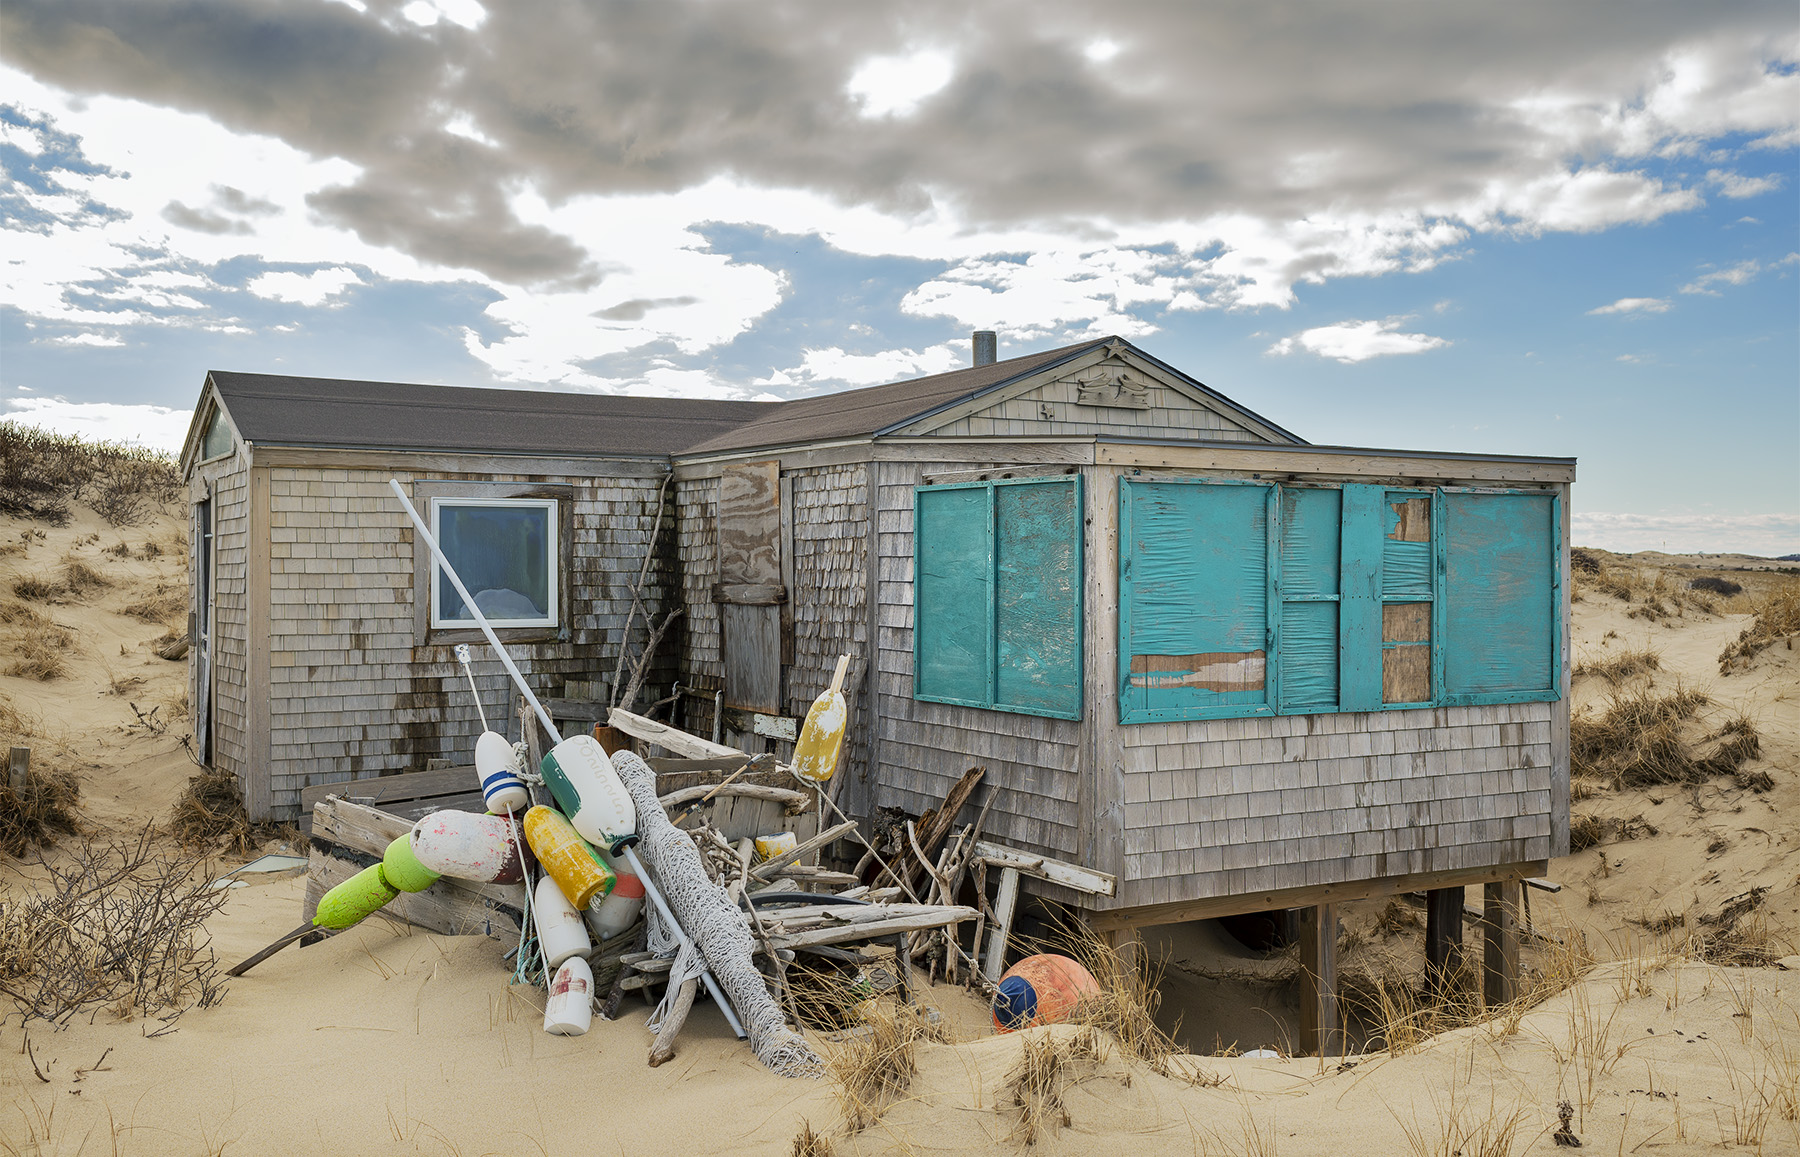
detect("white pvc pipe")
[388,479,562,744]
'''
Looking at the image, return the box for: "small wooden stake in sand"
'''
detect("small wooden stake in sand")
[9,746,27,792]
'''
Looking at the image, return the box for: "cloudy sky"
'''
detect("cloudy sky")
[2,0,1795,554]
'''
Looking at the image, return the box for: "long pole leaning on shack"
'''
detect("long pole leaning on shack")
[384,479,750,1043]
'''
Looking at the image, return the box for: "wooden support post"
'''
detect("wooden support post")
[1483,879,1522,1008]
[1296,903,1338,1057]
[1105,925,1142,974]
[8,747,27,792]
[1424,887,1464,998]
[983,866,1020,982]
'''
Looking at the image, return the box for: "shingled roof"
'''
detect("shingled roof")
[196,336,1301,466]
[204,371,774,459]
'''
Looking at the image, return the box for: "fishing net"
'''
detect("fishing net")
[611,750,823,1078]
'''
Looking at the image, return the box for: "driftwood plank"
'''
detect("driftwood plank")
[748,820,858,881]
[657,784,809,811]
[764,906,978,951]
[969,841,1117,897]
[610,708,746,759]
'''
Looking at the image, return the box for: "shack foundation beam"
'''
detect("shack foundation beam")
[1296,904,1338,1057]
[1424,887,1463,998]
[1482,879,1521,1008]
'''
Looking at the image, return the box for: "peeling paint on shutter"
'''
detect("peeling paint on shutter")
[1119,479,1272,721]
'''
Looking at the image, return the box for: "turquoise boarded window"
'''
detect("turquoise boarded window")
[1119,479,1274,722]
[1442,490,1559,702]
[1118,478,1558,722]
[913,476,1082,720]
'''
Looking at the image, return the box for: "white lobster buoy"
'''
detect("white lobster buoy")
[409,810,525,884]
[543,955,594,1037]
[475,730,530,814]
[539,734,637,853]
[534,874,593,969]
[583,848,646,941]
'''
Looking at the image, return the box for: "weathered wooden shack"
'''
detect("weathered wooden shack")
[182,337,1572,1046]
[176,371,765,820]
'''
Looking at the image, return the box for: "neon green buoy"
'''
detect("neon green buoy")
[381,833,440,893]
[313,864,399,930]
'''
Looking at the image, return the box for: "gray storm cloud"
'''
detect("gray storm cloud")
[2,0,1793,284]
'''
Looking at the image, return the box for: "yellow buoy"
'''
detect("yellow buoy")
[522,805,616,910]
[791,654,851,783]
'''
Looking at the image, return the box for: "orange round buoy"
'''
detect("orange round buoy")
[991,954,1101,1032]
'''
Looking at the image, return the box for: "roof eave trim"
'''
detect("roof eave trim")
[245,439,678,462]
[1094,433,1575,466]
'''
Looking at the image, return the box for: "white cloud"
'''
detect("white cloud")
[1085,39,1122,64]
[3,398,192,453]
[44,333,125,347]
[1573,511,1800,556]
[847,49,954,118]
[246,267,365,307]
[1588,296,1670,315]
[1707,169,1783,198]
[401,0,484,29]
[1681,258,1764,295]
[783,344,964,388]
[1268,319,1450,363]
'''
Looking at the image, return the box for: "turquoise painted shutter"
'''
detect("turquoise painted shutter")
[1120,480,1272,721]
[994,479,1082,718]
[915,486,993,705]
[1277,486,1340,711]
[1443,491,1558,699]
[1337,484,1385,711]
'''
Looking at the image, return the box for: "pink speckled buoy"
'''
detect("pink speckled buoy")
[408,810,525,884]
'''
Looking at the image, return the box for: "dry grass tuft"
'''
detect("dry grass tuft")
[823,1001,940,1132]
[1006,1029,1106,1145]
[1394,1087,1530,1157]
[0,601,49,627]
[1689,575,1743,597]
[122,586,185,625]
[1720,583,1800,674]
[0,825,229,1027]
[0,422,182,527]
[789,1121,836,1157]
[1572,647,1659,685]
[1569,685,1760,789]
[12,574,62,601]
[168,767,261,857]
[1054,930,1185,1074]
[1374,898,1423,937]
[60,559,112,595]
[1568,813,1609,852]
[5,620,75,681]
[0,760,81,858]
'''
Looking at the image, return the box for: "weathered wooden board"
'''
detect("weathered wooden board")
[970,841,1116,897]
[721,602,781,715]
[299,766,482,830]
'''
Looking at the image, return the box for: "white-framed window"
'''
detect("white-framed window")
[428,497,559,629]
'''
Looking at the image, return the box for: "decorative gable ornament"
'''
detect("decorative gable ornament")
[1067,359,1152,410]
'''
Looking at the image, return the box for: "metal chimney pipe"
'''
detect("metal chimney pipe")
[972,331,997,367]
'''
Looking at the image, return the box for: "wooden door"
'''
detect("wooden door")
[715,461,784,726]
[194,496,215,765]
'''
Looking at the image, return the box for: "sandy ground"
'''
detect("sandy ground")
[4,508,1798,1156]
